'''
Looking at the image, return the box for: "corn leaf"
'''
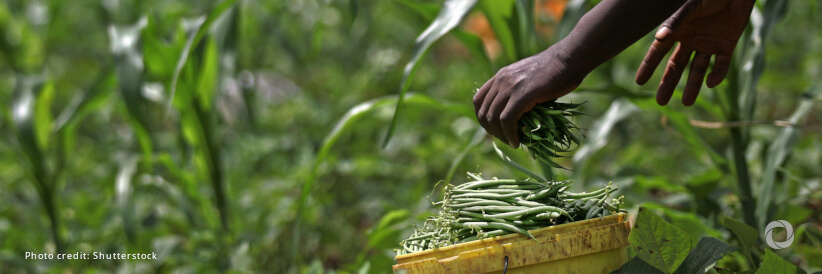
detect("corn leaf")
[755,84,821,229]
[294,93,472,266]
[167,0,239,111]
[382,0,477,148]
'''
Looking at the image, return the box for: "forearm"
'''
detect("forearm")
[554,0,686,79]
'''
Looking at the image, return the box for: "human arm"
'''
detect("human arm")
[474,0,686,148]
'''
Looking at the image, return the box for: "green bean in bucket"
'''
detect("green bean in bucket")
[396,173,624,255]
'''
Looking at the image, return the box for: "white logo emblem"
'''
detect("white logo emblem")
[765,220,794,249]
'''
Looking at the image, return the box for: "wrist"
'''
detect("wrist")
[542,42,586,90]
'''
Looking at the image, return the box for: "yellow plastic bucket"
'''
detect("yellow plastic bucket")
[393,213,630,274]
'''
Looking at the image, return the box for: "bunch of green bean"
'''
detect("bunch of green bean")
[517,101,584,169]
[397,173,623,255]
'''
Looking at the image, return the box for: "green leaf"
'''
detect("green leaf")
[721,217,758,267]
[110,17,154,169]
[33,82,54,150]
[196,37,220,110]
[293,93,473,266]
[444,128,485,184]
[479,0,516,61]
[396,0,440,21]
[512,0,537,58]
[755,84,821,229]
[53,70,116,133]
[11,75,47,184]
[556,0,588,39]
[631,97,727,171]
[803,224,822,247]
[629,207,691,274]
[755,250,804,274]
[451,30,494,75]
[573,98,638,183]
[367,209,410,249]
[611,256,665,274]
[116,157,139,242]
[492,142,547,182]
[167,0,239,111]
[674,237,738,274]
[382,0,478,148]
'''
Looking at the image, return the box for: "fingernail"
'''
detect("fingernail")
[655,27,671,40]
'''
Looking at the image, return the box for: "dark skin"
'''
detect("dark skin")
[474,0,755,148]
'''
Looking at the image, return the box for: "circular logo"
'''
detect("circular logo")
[765,220,794,249]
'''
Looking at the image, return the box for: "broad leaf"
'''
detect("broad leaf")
[674,237,738,274]
[629,207,691,273]
[611,256,664,274]
[721,217,758,267]
[755,250,804,274]
[383,0,478,148]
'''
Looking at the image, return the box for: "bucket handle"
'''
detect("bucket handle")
[502,256,508,274]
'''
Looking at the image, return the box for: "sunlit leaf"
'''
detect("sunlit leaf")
[382,0,478,148]
[33,81,53,150]
[397,0,440,21]
[573,98,638,183]
[109,17,153,169]
[755,250,804,274]
[196,37,220,110]
[167,0,239,111]
[629,206,691,274]
[116,156,138,242]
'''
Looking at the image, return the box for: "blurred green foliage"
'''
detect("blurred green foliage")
[0,0,820,273]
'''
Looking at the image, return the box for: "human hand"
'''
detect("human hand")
[473,48,582,148]
[635,0,755,106]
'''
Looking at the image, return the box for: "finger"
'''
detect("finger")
[706,54,731,88]
[499,94,536,149]
[657,44,692,106]
[486,92,510,146]
[682,52,711,106]
[477,86,498,132]
[636,34,676,85]
[473,77,495,117]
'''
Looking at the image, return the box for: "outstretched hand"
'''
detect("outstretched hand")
[635,0,755,106]
[473,49,582,148]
